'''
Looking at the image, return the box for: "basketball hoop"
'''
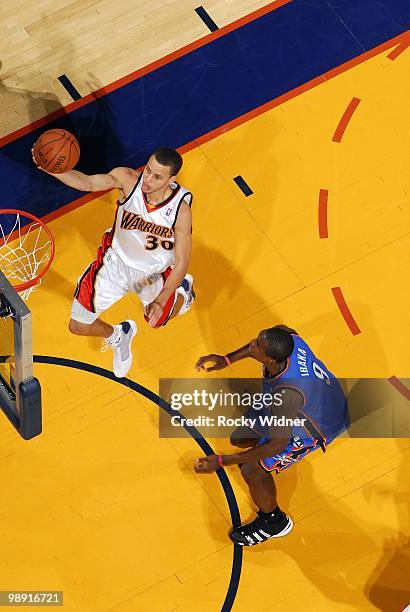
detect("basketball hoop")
[0,209,55,300]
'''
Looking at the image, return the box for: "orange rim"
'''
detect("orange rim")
[0,208,55,291]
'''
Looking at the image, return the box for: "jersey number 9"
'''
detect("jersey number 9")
[312,361,331,385]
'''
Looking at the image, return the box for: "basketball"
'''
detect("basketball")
[33,129,80,174]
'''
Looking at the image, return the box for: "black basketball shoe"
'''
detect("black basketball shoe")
[229,509,293,546]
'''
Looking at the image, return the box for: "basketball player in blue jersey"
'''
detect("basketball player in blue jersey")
[32,147,195,378]
[194,325,349,546]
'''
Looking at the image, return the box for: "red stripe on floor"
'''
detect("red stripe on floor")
[387,30,410,60]
[318,189,329,238]
[387,376,410,401]
[0,0,292,148]
[331,287,361,335]
[14,30,409,228]
[332,97,361,143]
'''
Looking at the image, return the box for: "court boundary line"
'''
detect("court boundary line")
[32,29,409,229]
[0,0,292,148]
[387,31,410,60]
[33,355,243,612]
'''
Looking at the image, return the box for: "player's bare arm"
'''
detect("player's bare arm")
[195,387,304,473]
[195,343,251,372]
[146,201,192,327]
[195,325,296,371]
[31,151,139,197]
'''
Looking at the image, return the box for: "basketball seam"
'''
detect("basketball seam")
[34,131,78,173]
[67,139,79,170]
[42,135,72,172]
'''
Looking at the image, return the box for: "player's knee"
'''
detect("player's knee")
[68,319,90,336]
[240,462,266,484]
[230,436,250,448]
[230,427,259,448]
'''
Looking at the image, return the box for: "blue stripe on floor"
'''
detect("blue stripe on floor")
[234,176,253,197]
[0,0,408,219]
[58,75,82,101]
[195,6,219,32]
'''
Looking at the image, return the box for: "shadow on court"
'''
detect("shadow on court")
[364,442,410,611]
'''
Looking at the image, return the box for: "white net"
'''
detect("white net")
[0,212,53,300]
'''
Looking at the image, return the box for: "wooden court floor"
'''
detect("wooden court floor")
[0,2,409,611]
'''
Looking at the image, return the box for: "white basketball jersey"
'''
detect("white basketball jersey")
[111,173,192,273]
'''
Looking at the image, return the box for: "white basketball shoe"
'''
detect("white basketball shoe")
[177,274,195,315]
[103,320,137,378]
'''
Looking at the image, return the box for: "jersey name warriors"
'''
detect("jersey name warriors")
[111,173,192,273]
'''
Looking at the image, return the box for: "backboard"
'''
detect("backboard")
[0,270,42,439]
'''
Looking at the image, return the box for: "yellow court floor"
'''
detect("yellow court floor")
[0,37,409,612]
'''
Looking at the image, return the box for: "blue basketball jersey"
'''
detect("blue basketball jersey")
[263,335,349,447]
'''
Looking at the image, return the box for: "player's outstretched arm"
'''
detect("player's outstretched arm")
[32,150,133,193]
[45,169,123,191]
[195,343,251,372]
[53,169,125,192]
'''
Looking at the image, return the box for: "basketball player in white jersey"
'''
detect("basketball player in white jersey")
[33,147,194,378]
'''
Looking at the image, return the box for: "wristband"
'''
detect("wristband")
[217,454,224,467]
[223,355,231,366]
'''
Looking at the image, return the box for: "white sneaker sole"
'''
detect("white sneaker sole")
[113,320,137,378]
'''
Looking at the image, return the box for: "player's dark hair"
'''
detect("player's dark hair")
[263,328,294,362]
[153,147,183,176]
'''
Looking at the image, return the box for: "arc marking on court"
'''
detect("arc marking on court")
[33,355,242,612]
[3,29,405,230]
[318,189,329,238]
[332,97,361,143]
[331,287,361,336]
[321,44,400,329]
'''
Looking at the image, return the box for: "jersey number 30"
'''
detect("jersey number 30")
[145,235,174,250]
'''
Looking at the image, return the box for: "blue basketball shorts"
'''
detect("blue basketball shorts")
[259,435,324,474]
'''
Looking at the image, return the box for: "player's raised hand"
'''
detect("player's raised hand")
[145,300,163,327]
[31,146,49,173]
[195,354,228,372]
[31,146,41,168]
[195,455,219,473]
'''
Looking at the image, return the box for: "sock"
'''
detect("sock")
[121,321,131,334]
[259,506,279,521]
[107,325,121,345]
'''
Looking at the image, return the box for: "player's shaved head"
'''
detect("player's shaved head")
[261,328,294,362]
